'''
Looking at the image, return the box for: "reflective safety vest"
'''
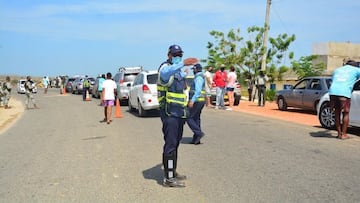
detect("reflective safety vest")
[83,79,90,88]
[157,61,188,118]
[189,74,206,102]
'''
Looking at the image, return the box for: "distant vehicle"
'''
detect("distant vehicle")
[317,79,360,129]
[275,76,332,112]
[113,66,143,104]
[17,79,37,94]
[71,76,95,94]
[210,81,241,106]
[64,77,76,93]
[92,77,103,99]
[128,70,159,117]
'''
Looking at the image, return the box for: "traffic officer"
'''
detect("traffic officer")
[158,44,198,187]
[187,64,206,145]
[82,75,90,101]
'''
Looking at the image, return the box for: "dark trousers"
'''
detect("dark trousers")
[248,88,253,101]
[83,87,89,100]
[257,85,266,106]
[186,102,205,136]
[162,115,185,155]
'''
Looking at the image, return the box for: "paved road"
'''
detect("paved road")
[0,89,360,202]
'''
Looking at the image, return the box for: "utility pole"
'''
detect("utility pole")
[261,0,271,71]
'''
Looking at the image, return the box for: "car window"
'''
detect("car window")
[147,74,158,84]
[325,79,332,89]
[124,74,138,82]
[133,74,142,86]
[294,79,309,90]
[353,80,360,91]
[185,78,194,87]
[309,79,321,90]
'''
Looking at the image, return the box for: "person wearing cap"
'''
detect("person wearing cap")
[213,64,227,109]
[187,64,206,145]
[25,76,39,109]
[329,58,360,139]
[157,44,198,187]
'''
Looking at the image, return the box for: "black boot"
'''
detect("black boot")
[174,150,186,180]
[163,152,185,187]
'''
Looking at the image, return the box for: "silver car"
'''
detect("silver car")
[275,76,332,111]
[113,66,143,104]
[317,79,360,129]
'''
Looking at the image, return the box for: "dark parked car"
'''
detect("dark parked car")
[275,76,332,111]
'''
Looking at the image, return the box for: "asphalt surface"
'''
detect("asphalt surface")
[0,89,360,202]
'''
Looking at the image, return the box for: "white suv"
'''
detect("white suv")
[128,70,159,117]
[317,79,360,129]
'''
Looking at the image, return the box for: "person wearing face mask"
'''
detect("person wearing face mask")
[187,64,206,145]
[213,64,228,109]
[157,44,198,187]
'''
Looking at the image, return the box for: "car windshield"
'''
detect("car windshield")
[147,74,158,84]
[124,74,138,82]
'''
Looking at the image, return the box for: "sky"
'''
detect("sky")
[0,0,359,78]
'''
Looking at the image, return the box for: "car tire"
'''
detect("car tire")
[137,99,146,117]
[234,95,241,106]
[277,97,288,111]
[319,102,335,129]
[128,99,135,112]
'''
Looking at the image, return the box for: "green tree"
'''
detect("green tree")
[205,26,296,83]
[291,55,325,79]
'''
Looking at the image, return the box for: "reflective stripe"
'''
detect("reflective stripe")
[189,90,206,102]
[166,92,187,106]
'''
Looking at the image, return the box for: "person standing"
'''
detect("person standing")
[187,64,206,145]
[213,64,227,109]
[25,76,39,109]
[204,66,213,107]
[42,76,49,94]
[101,72,117,124]
[247,75,253,101]
[255,71,268,106]
[329,59,360,139]
[3,76,12,109]
[226,66,237,110]
[82,76,90,101]
[158,44,198,187]
[98,74,106,105]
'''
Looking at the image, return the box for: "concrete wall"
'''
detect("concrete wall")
[312,42,360,74]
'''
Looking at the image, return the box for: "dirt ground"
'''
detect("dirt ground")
[230,99,320,127]
[0,98,24,134]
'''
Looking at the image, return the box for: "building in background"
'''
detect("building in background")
[312,42,360,75]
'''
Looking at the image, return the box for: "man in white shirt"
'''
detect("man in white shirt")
[101,72,117,124]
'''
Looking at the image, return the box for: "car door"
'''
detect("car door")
[349,80,360,126]
[286,78,309,107]
[129,74,141,107]
[302,78,322,109]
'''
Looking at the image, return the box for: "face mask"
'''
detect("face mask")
[220,68,225,72]
[172,56,182,64]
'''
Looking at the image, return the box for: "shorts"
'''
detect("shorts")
[205,87,211,96]
[330,95,351,113]
[226,87,234,92]
[102,100,115,107]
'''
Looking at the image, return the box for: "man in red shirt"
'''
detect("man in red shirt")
[213,64,227,109]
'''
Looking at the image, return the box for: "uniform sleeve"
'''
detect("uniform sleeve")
[160,62,184,83]
[191,77,204,103]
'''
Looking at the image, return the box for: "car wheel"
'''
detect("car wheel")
[137,100,146,117]
[319,102,335,129]
[234,95,240,106]
[277,97,287,111]
[128,99,135,112]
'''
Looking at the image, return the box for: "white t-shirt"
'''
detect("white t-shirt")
[102,79,117,100]
[204,70,213,89]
